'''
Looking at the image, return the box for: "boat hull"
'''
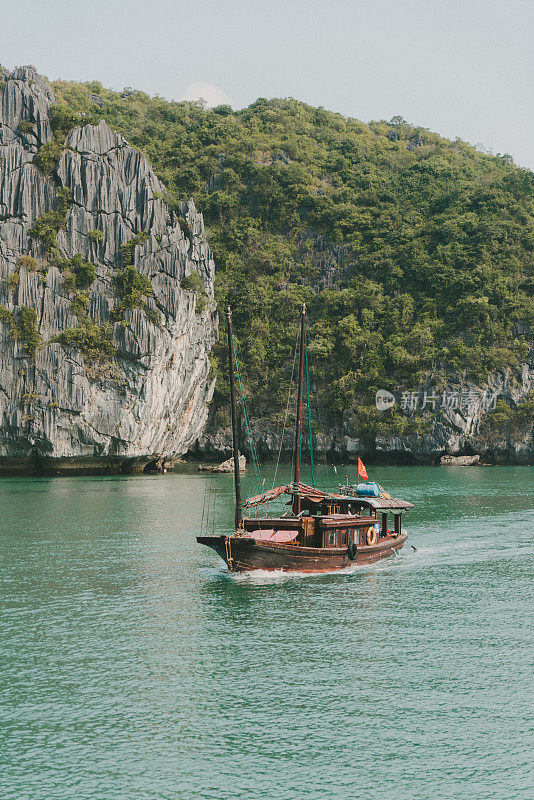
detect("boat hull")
[197,534,407,572]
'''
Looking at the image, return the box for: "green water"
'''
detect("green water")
[1,465,533,800]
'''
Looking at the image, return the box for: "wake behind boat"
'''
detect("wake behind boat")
[197,305,413,573]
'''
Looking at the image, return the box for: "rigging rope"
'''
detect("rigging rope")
[272,331,299,490]
[304,318,316,486]
[232,335,263,494]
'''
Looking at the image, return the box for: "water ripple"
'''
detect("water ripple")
[0,466,532,799]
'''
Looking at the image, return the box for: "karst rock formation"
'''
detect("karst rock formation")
[0,66,217,473]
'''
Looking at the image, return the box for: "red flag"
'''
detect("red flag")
[358,457,368,481]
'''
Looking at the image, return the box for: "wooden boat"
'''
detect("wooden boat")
[197,305,413,573]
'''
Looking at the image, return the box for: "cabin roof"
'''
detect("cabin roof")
[307,494,413,510]
[358,497,414,510]
[242,482,413,511]
[290,483,413,510]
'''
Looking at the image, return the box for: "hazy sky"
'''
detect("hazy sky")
[1,0,532,168]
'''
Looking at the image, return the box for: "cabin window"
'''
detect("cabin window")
[339,529,348,546]
[327,530,336,547]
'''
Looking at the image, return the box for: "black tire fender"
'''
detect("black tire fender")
[347,541,358,561]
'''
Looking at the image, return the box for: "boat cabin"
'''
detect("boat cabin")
[241,488,412,549]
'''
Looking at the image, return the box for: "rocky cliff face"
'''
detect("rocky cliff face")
[0,66,217,473]
[194,365,533,465]
[369,369,534,464]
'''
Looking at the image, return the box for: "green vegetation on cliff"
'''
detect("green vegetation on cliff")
[55,320,116,361]
[478,392,534,440]
[51,80,533,422]
[28,187,72,252]
[0,305,41,359]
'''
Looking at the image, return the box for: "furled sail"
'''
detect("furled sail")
[242,485,287,509]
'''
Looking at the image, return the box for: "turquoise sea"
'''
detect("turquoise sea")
[1,465,533,800]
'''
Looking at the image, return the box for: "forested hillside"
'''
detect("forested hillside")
[50,79,533,448]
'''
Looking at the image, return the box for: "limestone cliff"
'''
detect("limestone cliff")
[194,365,533,466]
[0,66,217,473]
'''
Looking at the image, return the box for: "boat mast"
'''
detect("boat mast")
[292,303,306,516]
[227,306,242,529]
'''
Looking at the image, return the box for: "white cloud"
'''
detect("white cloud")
[181,81,231,108]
